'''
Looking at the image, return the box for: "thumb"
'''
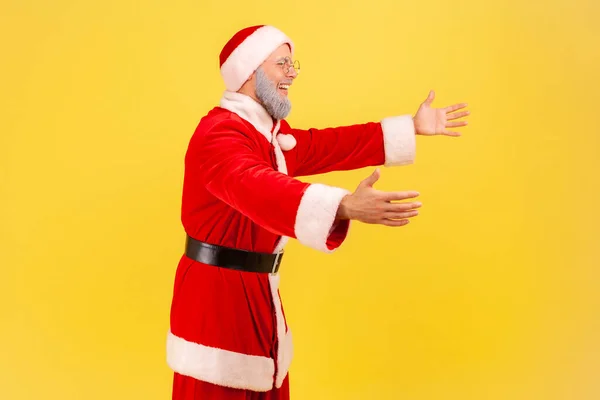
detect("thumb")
[424,90,435,105]
[359,168,380,188]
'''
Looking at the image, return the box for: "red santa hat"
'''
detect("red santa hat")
[219,25,294,92]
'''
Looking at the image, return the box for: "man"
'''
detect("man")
[166,25,469,399]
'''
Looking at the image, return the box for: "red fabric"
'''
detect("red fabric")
[170,106,388,396]
[173,373,290,400]
[279,119,386,177]
[170,257,279,356]
[219,25,264,67]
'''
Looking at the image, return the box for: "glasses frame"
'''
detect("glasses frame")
[276,57,300,75]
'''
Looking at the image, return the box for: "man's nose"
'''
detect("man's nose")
[287,67,298,79]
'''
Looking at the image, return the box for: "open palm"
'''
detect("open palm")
[413,91,469,136]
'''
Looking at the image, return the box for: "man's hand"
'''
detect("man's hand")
[413,90,469,136]
[336,169,421,227]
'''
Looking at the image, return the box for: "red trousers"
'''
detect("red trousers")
[173,373,290,400]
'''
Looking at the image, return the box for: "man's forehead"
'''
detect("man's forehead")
[268,44,293,60]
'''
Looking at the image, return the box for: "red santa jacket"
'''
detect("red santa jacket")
[166,91,416,392]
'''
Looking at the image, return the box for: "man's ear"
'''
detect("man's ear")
[242,71,256,86]
[237,71,257,96]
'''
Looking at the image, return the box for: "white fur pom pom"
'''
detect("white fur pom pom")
[276,134,297,151]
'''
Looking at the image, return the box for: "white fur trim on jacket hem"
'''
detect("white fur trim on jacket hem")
[268,274,294,388]
[294,184,350,253]
[166,331,275,392]
[381,115,416,166]
[278,329,294,387]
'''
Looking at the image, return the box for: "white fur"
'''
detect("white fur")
[279,329,294,386]
[220,26,294,92]
[270,122,292,253]
[271,121,288,175]
[268,274,293,388]
[220,91,275,143]
[294,184,351,253]
[380,115,417,166]
[220,92,294,255]
[276,133,297,150]
[166,331,275,392]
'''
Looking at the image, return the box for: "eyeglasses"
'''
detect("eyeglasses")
[276,57,300,75]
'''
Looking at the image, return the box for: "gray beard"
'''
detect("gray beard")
[255,67,291,120]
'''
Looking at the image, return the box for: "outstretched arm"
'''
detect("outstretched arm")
[283,90,469,177]
[193,120,423,253]
[282,115,416,177]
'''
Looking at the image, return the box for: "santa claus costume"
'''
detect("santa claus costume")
[167,25,417,399]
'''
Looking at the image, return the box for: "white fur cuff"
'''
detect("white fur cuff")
[294,184,350,253]
[381,115,416,166]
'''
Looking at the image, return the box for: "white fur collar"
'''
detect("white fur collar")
[219,91,276,142]
[219,91,297,151]
[218,90,293,254]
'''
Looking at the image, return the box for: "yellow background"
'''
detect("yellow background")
[2,0,599,399]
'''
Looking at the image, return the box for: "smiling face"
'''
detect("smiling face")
[259,44,298,97]
[238,44,299,120]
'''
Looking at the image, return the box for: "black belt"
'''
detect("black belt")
[185,235,284,273]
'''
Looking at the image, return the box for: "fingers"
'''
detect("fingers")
[446,121,468,128]
[444,103,468,113]
[379,208,421,227]
[425,90,435,105]
[381,191,420,202]
[447,111,470,120]
[382,219,411,227]
[383,201,422,212]
[385,210,419,219]
[380,209,420,227]
[358,168,380,188]
[444,107,468,135]
[441,130,461,137]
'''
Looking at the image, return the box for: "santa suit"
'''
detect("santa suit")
[166,90,416,399]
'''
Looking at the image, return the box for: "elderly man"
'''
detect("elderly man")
[166,25,469,400]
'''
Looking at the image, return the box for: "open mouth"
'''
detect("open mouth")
[278,82,291,94]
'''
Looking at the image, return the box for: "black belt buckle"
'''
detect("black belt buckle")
[272,251,282,273]
[185,235,284,274]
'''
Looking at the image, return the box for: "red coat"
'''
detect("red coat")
[167,91,416,392]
